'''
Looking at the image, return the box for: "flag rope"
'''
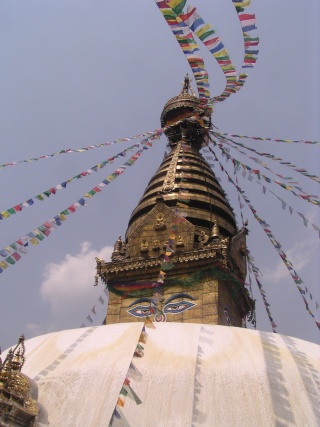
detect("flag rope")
[212,137,320,207]
[206,145,320,331]
[0,143,145,221]
[212,131,320,184]
[216,131,320,145]
[0,136,157,273]
[0,129,162,170]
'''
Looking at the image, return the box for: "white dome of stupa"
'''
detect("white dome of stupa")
[5,323,319,427]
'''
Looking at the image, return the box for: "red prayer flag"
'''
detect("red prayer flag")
[12,252,21,261]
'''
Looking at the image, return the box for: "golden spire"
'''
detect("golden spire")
[0,335,40,424]
[97,79,254,328]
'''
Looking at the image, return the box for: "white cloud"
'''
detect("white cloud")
[40,242,112,333]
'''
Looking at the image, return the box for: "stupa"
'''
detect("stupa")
[1,79,319,427]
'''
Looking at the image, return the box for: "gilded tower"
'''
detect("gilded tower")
[96,77,254,327]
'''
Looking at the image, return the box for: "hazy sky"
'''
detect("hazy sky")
[0,0,319,350]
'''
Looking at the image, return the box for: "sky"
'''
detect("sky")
[0,0,319,350]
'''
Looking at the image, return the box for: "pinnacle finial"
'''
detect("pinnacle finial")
[181,74,195,96]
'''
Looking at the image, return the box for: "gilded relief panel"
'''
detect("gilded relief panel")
[127,202,195,259]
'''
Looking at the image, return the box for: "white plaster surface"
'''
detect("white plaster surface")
[5,323,320,427]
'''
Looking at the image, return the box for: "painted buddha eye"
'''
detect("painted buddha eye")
[127,305,151,318]
[163,300,195,314]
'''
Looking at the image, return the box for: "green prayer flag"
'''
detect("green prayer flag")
[35,233,45,241]
[6,256,15,265]
[120,387,128,397]
[199,29,215,41]
[171,0,187,15]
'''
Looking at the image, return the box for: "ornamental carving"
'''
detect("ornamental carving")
[154,213,166,231]
[162,143,181,192]
[99,247,223,277]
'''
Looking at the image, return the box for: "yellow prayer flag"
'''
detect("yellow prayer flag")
[0,261,8,269]
[117,398,125,407]
[167,0,182,8]
[1,211,10,218]
[234,0,251,8]
[214,49,229,58]
[195,24,212,39]
[30,238,39,246]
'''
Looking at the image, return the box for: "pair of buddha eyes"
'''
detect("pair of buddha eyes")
[127,293,196,318]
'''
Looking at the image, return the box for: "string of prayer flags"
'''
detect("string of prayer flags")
[0,129,162,170]
[180,4,238,102]
[237,5,259,73]
[253,182,320,238]
[0,143,144,221]
[155,0,211,106]
[231,163,274,331]
[212,135,320,207]
[176,0,259,102]
[108,324,147,426]
[0,137,155,274]
[208,145,319,331]
[216,132,320,146]
[231,167,257,327]
[79,288,108,328]
[246,249,277,332]
[211,141,320,238]
[212,131,320,184]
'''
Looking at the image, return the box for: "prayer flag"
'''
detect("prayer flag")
[123,384,142,405]
[12,252,21,262]
[0,261,8,269]
[6,256,15,265]
[167,0,187,15]
[117,398,125,407]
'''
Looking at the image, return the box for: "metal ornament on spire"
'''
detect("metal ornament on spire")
[181,74,196,96]
[0,335,40,425]
[161,77,211,150]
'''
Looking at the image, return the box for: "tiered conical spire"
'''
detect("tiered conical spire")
[127,75,237,244]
